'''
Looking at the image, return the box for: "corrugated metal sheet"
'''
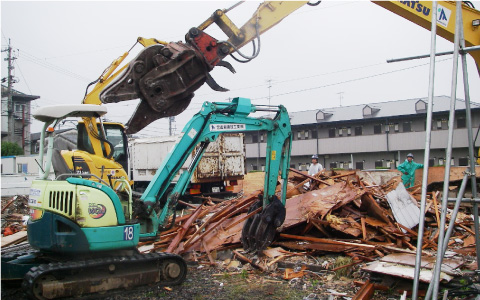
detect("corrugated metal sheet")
[385,182,420,230]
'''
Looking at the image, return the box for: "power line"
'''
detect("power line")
[16,49,91,82]
[14,60,32,94]
[195,61,391,98]
[251,58,452,101]
[42,44,132,60]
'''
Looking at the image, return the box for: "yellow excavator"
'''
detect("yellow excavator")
[60,1,479,189]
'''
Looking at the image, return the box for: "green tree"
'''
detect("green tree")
[1,141,24,156]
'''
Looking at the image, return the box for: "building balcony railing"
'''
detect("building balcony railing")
[245,128,479,158]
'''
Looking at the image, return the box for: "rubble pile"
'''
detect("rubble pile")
[1,196,28,240]
[137,169,475,280]
[2,169,476,298]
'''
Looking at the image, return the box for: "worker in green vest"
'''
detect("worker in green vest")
[397,153,424,188]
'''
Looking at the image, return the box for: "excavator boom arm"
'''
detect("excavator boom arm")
[137,98,292,252]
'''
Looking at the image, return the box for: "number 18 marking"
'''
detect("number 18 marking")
[123,225,134,241]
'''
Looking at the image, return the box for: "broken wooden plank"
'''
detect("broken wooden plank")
[233,250,266,272]
[352,279,375,300]
[283,266,306,280]
[358,180,393,225]
[1,230,27,247]
[280,181,364,230]
[279,234,375,250]
[167,204,203,253]
[361,217,367,240]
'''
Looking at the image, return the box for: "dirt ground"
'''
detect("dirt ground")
[2,261,398,300]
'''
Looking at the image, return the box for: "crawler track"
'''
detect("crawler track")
[22,252,187,300]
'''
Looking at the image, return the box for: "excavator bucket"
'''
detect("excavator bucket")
[241,196,286,253]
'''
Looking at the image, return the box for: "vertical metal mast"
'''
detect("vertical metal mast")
[412,2,437,299]
[429,3,462,299]
[458,0,480,268]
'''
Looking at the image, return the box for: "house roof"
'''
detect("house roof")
[1,85,40,101]
[30,128,75,142]
[288,96,480,126]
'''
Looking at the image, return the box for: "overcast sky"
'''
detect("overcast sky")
[2,1,479,137]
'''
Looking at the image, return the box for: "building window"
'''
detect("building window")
[374,124,382,134]
[394,123,399,132]
[436,120,442,129]
[451,158,455,166]
[356,161,364,170]
[438,158,444,166]
[290,164,296,169]
[260,133,264,142]
[330,162,337,169]
[251,133,258,143]
[298,163,303,171]
[17,163,27,173]
[328,128,336,138]
[375,160,383,168]
[459,157,468,166]
[261,165,265,171]
[429,158,435,167]
[304,130,309,140]
[355,126,362,136]
[311,130,318,139]
[403,122,411,132]
[252,165,258,171]
[297,131,302,140]
[14,103,23,112]
[457,118,466,128]
[338,128,343,137]
[415,100,426,111]
[347,127,351,136]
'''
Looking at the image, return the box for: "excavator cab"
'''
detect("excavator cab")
[53,119,131,190]
[76,121,129,175]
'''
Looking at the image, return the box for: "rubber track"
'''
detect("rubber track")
[22,252,187,300]
[1,243,37,262]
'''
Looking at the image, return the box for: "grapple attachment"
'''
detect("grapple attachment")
[100,42,208,134]
[241,196,286,254]
[100,29,234,134]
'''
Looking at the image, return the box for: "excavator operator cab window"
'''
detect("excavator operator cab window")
[77,123,95,155]
[102,124,129,171]
[77,122,129,171]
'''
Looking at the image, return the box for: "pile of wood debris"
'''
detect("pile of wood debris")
[137,169,476,282]
[1,168,477,297]
[1,195,29,247]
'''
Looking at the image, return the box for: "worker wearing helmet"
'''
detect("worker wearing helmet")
[304,154,323,190]
[308,154,323,176]
[397,153,423,188]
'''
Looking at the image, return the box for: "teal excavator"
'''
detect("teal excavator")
[2,98,291,299]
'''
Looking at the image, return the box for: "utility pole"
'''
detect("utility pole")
[169,116,175,136]
[337,92,344,107]
[267,79,272,106]
[2,39,15,142]
[2,39,17,142]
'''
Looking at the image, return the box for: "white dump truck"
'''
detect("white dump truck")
[129,133,245,197]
